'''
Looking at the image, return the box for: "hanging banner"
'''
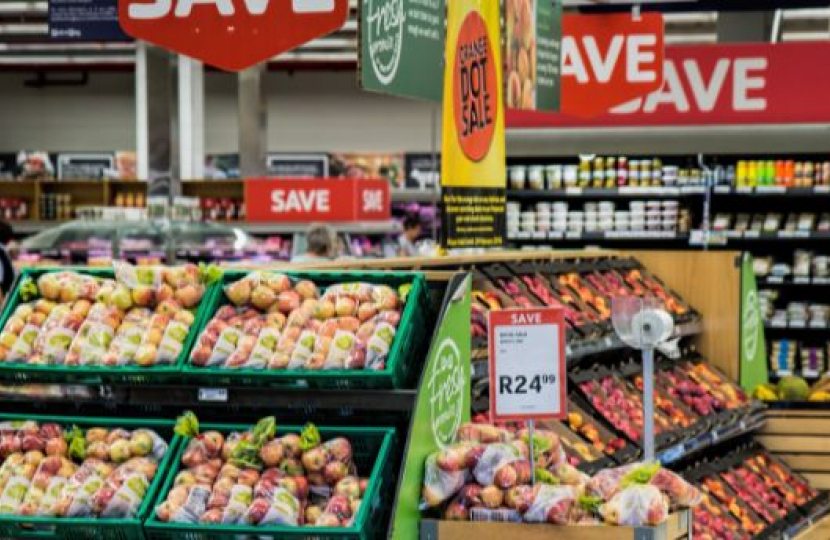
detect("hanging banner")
[505,0,562,111]
[388,274,471,540]
[244,178,390,222]
[739,253,768,391]
[119,0,349,71]
[509,42,830,127]
[560,12,664,118]
[359,0,446,102]
[440,0,506,249]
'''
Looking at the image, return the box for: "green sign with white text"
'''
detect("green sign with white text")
[740,253,768,391]
[359,0,445,102]
[389,273,471,540]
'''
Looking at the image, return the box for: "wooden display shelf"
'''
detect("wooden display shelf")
[420,511,691,540]
[0,179,147,221]
[794,512,830,540]
[760,409,830,489]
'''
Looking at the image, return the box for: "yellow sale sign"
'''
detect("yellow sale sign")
[441,0,507,248]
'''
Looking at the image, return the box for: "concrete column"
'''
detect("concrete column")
[238,64,268,178]
[178,55,205,180]
[135,42,175,195]
[717,11,774,43]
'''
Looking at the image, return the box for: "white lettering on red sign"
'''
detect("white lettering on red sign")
[510,312,541,325]
[129,0,333,19]
[271,189,331,213]
[562,34,658,84]
[612,56,768,115]
[362,189,383,212]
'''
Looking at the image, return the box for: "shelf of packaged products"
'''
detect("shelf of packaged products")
[506,186,830,200]
[689,230,830,246]
[758,276,830,287]
[764,322,830,331]
[506,186,706,199]
[656,405,767,465]
[713,185,830,196]
[508,231,690,242]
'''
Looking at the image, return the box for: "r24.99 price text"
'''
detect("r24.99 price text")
[498,374,556,395]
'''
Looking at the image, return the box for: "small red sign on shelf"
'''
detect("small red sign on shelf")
[488,307,567,422]
[244,178,390,223]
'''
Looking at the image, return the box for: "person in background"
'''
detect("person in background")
[0,221,16,297]
[291,223,337,263]
[398,214,423,257]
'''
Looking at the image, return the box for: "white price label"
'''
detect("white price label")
[198,388,228,402]
[488,308,566,421]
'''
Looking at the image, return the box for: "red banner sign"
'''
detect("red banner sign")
[119,0,349,72]
[562,13,664,118]
[244,178,390,223]
[510,42,830,127]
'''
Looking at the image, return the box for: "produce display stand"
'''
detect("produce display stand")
[419,510,691,540]
[0,249,820,539]
[759,408,830,490]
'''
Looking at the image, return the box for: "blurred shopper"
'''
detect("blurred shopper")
[292,223,337,263]
[0,221,15,296]
[398,214,423,257]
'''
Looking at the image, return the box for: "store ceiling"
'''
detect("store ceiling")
[0,1,828,68]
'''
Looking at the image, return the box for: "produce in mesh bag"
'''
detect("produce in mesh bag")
[29,301,90,365]
[0,302,42,362]
[473,442,530,489]
[23,304,70,364]
[244,486,301,526]
[649,467,701,507]
[457,423,513,444]
[90,457,158,518]
[18,455,77,515]
[422,453,468,508]
[523,484,578,525]
[53,458,114,517]
[65,303,121,366]
[156,484,211,523]
[587,463,638,500]
[600,484,669,526]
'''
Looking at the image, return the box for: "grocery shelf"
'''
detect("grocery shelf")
[689,230,830,246]
[713,185,830,196]
[764,322,829,330]
[508,230,689,242]
[657,405,767,465]
[507,186,704,199]
[758,276,830,287]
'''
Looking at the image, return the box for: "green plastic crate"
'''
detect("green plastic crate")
[0,267,219,385]
[144,424,396,540]
[0,412,180,540]
[182,270,430,389]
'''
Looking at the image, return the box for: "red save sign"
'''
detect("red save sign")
[488,308,567,422]
[119,0,349,72]
[562,13,665,117]
[244,178,390,223]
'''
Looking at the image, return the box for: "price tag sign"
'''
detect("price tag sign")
[488,308,566,421]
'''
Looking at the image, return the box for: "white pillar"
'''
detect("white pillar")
[136,42,149,180]
[178,55,205,179]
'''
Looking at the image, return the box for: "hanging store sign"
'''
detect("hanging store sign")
[266,153,329,178]
[244,178,390,222]
[560,12,664,117]
[509,42,830,127]
[359,0,445,102]
[57,153,115,180]
[50,0,130,41]
[440,0,506,250]
[119,0,349,71]
[505,0,562,112]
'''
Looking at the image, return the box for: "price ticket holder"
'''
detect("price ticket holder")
[488,307,567,480]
